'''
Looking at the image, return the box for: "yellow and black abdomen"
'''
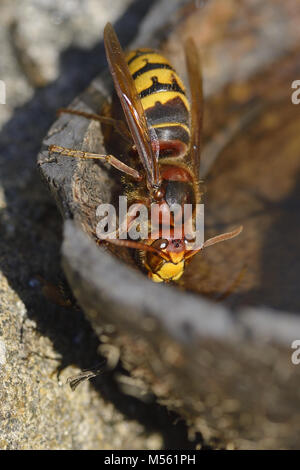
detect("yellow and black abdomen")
[126,49,191,158]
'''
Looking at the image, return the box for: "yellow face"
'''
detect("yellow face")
[149,260,185,283]
[145,239,186,283]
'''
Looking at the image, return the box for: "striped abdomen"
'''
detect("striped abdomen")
[126,49,191,159]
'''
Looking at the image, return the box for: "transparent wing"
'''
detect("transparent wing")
[104,23,160,187]
[184,37,203,179]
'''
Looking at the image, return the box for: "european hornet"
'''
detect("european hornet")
[49,23,242,282]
